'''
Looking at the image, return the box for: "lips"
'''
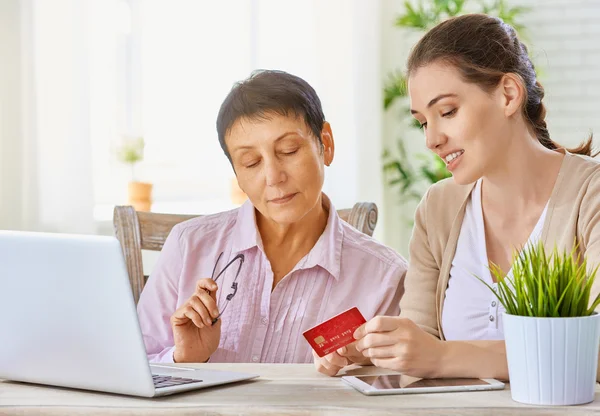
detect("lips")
[269,193,297,204]
[445,151,463,172]
[442,150,465,164]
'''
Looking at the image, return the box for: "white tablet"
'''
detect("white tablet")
[342,374,505,396]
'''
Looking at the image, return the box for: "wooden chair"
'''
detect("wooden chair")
[113,202,378,304]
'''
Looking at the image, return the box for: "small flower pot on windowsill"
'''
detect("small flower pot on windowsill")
[128,181,153,212]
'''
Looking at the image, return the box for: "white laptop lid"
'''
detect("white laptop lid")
[0,231,155,397]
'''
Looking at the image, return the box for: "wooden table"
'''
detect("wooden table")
[1,364,600,415]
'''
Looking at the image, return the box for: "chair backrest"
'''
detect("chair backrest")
[113,202,378,304]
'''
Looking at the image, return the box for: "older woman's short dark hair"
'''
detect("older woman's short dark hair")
[216,70,326,161]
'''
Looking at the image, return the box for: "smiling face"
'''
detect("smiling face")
[408,62,512,185]
[225,113,334,225]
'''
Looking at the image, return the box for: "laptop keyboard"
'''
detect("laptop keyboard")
[152,374,203,389]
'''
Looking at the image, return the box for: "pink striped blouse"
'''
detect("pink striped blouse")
[137,195,406,363]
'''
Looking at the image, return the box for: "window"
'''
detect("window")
[89,0,254,220]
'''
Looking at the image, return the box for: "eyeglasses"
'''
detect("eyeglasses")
[210,252,244,324]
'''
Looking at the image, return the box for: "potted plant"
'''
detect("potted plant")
[116,136,153,212]
[479,241,600,405]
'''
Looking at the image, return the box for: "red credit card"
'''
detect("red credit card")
[303,307,367,358]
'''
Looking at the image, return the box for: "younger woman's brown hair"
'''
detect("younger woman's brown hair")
[407,14,597,157]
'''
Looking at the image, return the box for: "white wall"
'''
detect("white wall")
[0,0,23,230]
[381,0,600,257]
[522,0,600,149]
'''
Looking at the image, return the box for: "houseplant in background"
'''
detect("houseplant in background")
[477,241,600,405]
[383,0,530,206]
[116,136,153,212]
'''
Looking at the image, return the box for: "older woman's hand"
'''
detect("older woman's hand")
[313,342,371,376]
[353,316,446,378]
[171,278,222,363]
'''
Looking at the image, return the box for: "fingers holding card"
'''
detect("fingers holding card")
[337,342,372,366]
[303,307,367,358]
[313,350,348,377]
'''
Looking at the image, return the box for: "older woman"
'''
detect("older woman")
[137,70,407,367]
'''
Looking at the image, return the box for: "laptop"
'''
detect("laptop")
[0,230,259,397]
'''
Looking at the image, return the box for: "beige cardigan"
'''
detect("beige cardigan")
[399,151,600,340]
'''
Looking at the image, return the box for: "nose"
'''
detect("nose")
[425,124,447,151]
[264,156,286,187]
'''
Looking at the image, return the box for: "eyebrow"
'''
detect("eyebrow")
[410,93,458,114]
[232,132,299,153]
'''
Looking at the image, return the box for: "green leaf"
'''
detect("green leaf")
[383,71,408,110]
[420,165,438,184]
[473,241,600,317]
[395,0,431,30]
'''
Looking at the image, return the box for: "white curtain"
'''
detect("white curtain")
[0,0,95,234]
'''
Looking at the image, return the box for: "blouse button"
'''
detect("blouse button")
[491,301,497,307]
[489,315,495,322]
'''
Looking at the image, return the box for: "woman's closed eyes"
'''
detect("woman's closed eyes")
[241,148,300,169]
[418,108,459,129]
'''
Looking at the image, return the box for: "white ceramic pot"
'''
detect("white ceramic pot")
[504,313,600,405]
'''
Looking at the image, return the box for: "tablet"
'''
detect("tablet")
[342,374,505,395]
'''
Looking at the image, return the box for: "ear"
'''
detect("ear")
[321,122,335,166]
[499,73,525,118]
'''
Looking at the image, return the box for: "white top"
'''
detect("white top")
[441,179,548,341]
